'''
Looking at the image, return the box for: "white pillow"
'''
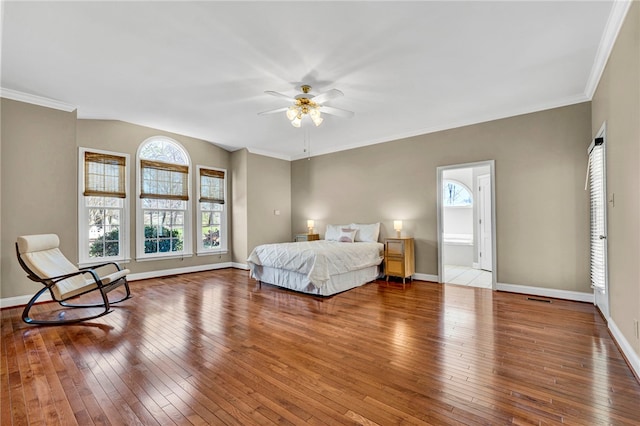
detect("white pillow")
[349,223,380,242]
[338,228,357,243]
[325,224,350,241]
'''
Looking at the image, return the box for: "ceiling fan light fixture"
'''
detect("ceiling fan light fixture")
[311,115,323,126]
[261,84,353,128]
[309,108,320,119]
[286,106,298,120]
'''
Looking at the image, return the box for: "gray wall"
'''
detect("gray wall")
[247,153,291,251]
[292,102,592,292]
[1,101,232,298]
[591,1,640,360]
[1,99,78,298]
[231,150,292,264]
[231,149,248,265]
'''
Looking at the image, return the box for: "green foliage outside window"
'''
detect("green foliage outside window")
[89,228,120,257]
[90,226,183,257]
[144,225,183,253]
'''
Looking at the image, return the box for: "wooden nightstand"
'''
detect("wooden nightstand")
[384,237,415,288]
[295,233,319,242]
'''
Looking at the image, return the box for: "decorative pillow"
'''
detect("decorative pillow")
[338,228,357,243]
[349,223,380,242]
[325,224,350,241]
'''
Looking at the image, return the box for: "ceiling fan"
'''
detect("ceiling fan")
[259,84,355,127]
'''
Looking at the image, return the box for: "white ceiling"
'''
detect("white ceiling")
[0,1,629,160]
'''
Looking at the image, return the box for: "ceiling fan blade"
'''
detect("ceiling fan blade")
[258,106,289,116]
[311,89,344,104]
[319,105,354,119]
[264,91,297,102]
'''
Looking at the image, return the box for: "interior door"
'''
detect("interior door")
[588,135,609,318]
[478,174,493,272]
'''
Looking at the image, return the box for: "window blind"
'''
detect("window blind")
[140,159,189,201]
[84,152,126,198]
[199,169,225,204]
[588,138,606,292]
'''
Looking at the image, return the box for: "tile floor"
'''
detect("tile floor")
[444,265,493,288]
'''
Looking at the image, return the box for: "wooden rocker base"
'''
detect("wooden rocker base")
[21,279,132,325]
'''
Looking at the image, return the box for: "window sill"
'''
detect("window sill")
[196,250,228,257]
[135,253,193,262]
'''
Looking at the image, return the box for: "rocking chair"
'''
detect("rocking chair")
[16,234,132,325]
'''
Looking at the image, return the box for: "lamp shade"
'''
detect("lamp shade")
[286,107,298,120]
[307,219,314,228]
[394,220,403,231]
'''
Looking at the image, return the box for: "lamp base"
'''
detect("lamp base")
[396,231,401,238]
[308,228,314,235]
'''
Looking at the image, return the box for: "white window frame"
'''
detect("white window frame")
[136,137,192,261]
[78,147,130,267]
[196,165,228,255]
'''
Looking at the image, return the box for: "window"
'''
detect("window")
[78,148,130,265]
[588,138,606,293]
[443,180,473,207]
[136,137,191,260]
[197,166,227,254]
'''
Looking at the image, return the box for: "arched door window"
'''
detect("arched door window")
[443,180,473,207]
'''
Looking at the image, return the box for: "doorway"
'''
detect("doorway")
[437,161,496,289]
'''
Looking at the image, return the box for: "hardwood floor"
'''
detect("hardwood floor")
[2,269,639,425]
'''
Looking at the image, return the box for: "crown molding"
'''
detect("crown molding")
[584,0,633,99]
[76,112,118,120]
[0,87,76,112]
[246,147,292,161]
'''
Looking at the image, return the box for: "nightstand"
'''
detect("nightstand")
[384,237,415,288]
[295,233,320,242]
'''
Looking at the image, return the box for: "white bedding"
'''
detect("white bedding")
[247,240,383,292]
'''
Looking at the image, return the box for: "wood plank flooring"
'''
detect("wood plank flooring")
[2,269,639,425]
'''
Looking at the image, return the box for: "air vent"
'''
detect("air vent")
[526,297,552,303]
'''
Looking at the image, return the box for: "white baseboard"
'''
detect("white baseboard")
[608,318,640,380]
[128,262,233,281]
[232,262,249,270]
[0,293,52,309]
[412,273,439,283]
[496,282,594,303]
[472,262,480,269]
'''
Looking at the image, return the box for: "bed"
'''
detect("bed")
[247,223,384,296]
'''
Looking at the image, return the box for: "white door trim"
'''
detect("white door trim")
[437,160,496,289]
[478,174,493,271]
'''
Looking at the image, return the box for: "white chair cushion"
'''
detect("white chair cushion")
[18,234,129,300]
[17,234,60,254]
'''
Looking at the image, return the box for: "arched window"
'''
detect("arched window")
[137,137,191,259]
[443,180,473,207]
